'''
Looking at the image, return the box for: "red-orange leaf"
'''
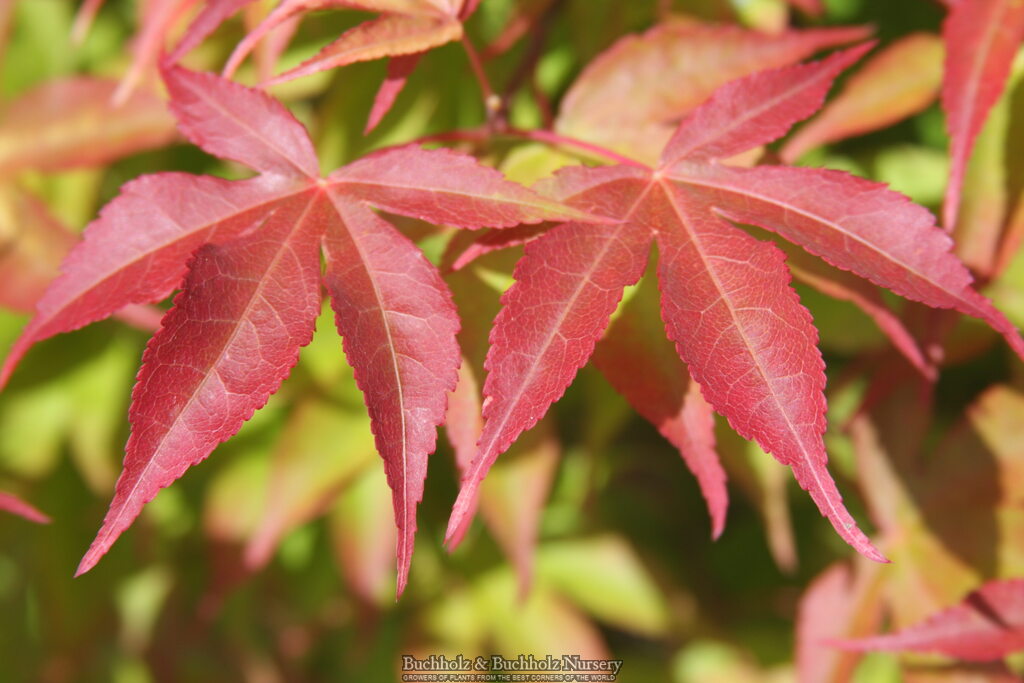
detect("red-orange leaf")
[1,64,584,591]
[449,43,1024,564]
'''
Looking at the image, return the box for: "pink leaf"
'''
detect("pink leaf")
[169,0,258,63]
[263,14,461,87]
[661,43,873,166]
[446,217,653,544]
[592,275,728,539]
[76,196,324,576]
[0,186,77,312]
[329,145,593,228]
[322,194,460,597]
[831,578,1024,662]
[0,173,299,389]
[785,250,935,380]
[670,164,1024,360]
[941,0,1024,230]
[162,64,320,178]
[782,33,944,163]
[796,562,884,683]
[653,189,883,562]
[222,0,339,78]
[0,491,50,524]
[71,0,107,44]
[446,360,483,474]
[364,53,422,134]
[114,0,200,105]
[223,0,448,78]
[446,224,549,272]
[478,417,560,597]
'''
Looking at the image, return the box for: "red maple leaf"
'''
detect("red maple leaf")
[444,43,1024,562]
[0,63,585,595]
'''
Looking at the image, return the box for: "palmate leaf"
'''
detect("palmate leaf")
[1,64,586,595]
[446,43,1024,563]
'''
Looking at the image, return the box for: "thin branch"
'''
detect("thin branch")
[460,34,501,124]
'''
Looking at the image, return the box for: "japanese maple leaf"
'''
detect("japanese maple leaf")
[831,578,1024,662]
[445,43,1024,562]
[941,0,1024,230]
[0,64,583,595]
[172,0,482,132]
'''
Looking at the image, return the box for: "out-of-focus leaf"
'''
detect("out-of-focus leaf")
[782,34,944,162]
[479,416,559,596]
[555,22,871,162]
[0,185,75,312]
[848,374,1024,651]
[263,15,462,88]
[535,535,670,637]
[796,561,885,683]
[115,566,173,653]
[244,397,377,569]
[0,327,136,486]
[0,490,49,523]
[445,359,483,474]
[953,60,1023,276]
[782,242,935,379]
[940,0,1024,229]
[114,0,200,104]
[0,78,176,175]
[672,640,791,683]
[474,567,609,658]
[593,273,729,538]
[716,428,797,572]
[204,450,271,544]
[65,331,139,493]
[329,464,398,606]
[872,145,949,207]
[832,578,1024,662]
[924,386,1024,577]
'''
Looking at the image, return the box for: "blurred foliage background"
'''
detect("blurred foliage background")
[1,0,1023,681]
